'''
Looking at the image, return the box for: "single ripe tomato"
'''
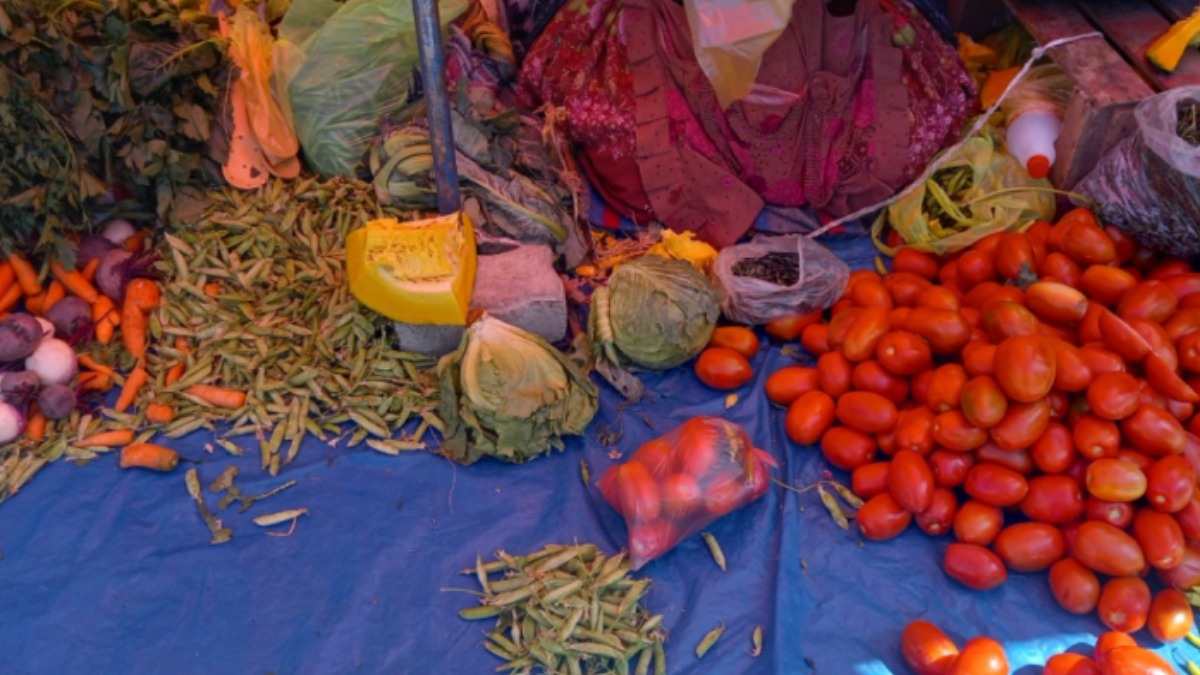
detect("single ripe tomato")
[785,391,836,446]
[1032,423,1077,474]
[1085,458,1147,502]
[764,311,822,341]
[1080,265,1137,306]
[964,463,1029,507]
[962,341,997,377]
[901,620,959,675]
[820,426,876,471]
[1147,588,1195,643]
[1101,647,1177,675]
[989,398,1051,452]
[1093,631,1137,665]
[1097,576,1151,633]
[1159,545,1200,589]
[1145,454,1196,513]
[851,462,891,500]
[888,449,936,514]
[981,300,1040,342]
[946,636,1008,675]
[943,543,1007,591]
[994,335,1057,403]
[885,272,933,307]
[992,522,1066,572]
[1077,344,1125,377]
[916,488,958,536]
[801,323,831,355]
[960,375,1008,429]
[975,444,1034,476]
[1038,252,1082,288]
[917,286,960,312]
[895,407,937,456]
[1050,340,1094,393]
[826,307,862,351]
[817,351,853,398]
[842,307,891,362]
[953,500,1003,545]
[1059,219,1117,266]
[1086,497,1134,529]
[1132,509,1185,570]
[694,347,753,391]
[1145,352,1200,403]
[1042,653,1100,675]
[1173,496,1200,539]
[614,461,661,523]
[876,330,933,376]
[1098,309,1153,362]
[932,411,988,452]
[836,391,899,435]
[912,369,934,405]
[905,308,972,354]
[1086,372,1141,421]
[1122,405,1187,457]
[1026,281,1088,324]
[957,249,996,289]
[1021,475,1085,524]
[856,492,912,541]
[851,278,894,309]
[1073,414,1121,461]
[1117,280,1178,324]
[1049,558,1101,615]
[925,364,968,413]
[894,248,940,280]
[707,326,760,359]
[994,232,1036,281]
[930,450,976,489]
[1073,521,1146,576]
[765,366,820,407]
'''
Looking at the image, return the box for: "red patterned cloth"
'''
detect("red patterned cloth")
[519,0,974,247]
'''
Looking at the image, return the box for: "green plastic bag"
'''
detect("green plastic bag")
[276,0,469,179]
[872,129,1055,256]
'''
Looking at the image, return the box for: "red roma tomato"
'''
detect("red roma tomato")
[852,360,909,405]
[1159,545,1200,589]
[1145,352,1199,403]
[1074,521,1147,576]
[927,364,969,413]
[901,620,959,675]
[801,323,831,356]
[992,522,1066,572]
[965,281,1004,310]
[932,411,988,452]
[877,427,898,457]
[1080,265,1137,306]
[1145,454,1196,513]
[660,473,703,520]
[976,444,1034,475]
[994,232,1036,281]
[1027,281,1088,324]
[856,492,912,541]
[1117,280,1178,324]
[957,249,997,289]
[817,351,853,398]
[1039,252,1082,287]
[1165,307,1200,342]
[851,278,894,309]
[1073,414,1121,461]
[1033,423,1077,474]
[785,391,836,446]
[953,500,1003,545]
[890,307,914,328]
[1042,653,1100,675]
[1079,302,1105,343]
[917,286,960,312]
[826,307,862,351]
[1116,448,1155,473]
[894,248,940,280]
[848,269,882,287]
[905,308,973,355]
[1098,309,1153,362]
[876,330,933,376]
[1148,588,1195,642]
[836,391,899,435]
[895,407,936,456]
[930,450,976,489]
[1175,495,1200,539]
[1148,258,1192,281]
[1122,405,1187,457]
[1131,319,1178,369]
[1086,497,1134,529]
[765,366,820,407]
[960,375,1008,429]
[994,335,1057,403]
[981,300,1040,343]
[990,398,1051,452]
[1085,458,1147,502]
[1049,558,1101,615]
[946,637,1008,675]
[1060,219,1117,266]
[1133,509,1185,570]
[1093,632,1137,665]
[964,463,1029,507]
[1097,576,1151,633]
[1105,225,1139,264]
[764,311,822,342]
[1021,475,1085,524]
[1077,344,1125,377]
[842,307,891,362]
[911,369,934,405]
[888,449,936,513]
[1180,332,1200,374]
[917,488,958,536]
[695,348,753,391]
[708,326,760,359]
[943,543,1008,591]
[1086,372,1141,420]
[1050,340,1094,393]
[851,462,891,500]
[884,272,933,307]
[615,461,661,523]
[820,426,877,471]
[962,341,997,377]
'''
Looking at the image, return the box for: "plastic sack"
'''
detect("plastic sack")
[872,128,1055,256]
[275,0,470,178]
[597,417,777,570]
[1075,87,1200,258]
[682,0,794,110]
[711,233,849,325]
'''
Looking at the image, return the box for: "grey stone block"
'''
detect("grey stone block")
[392,243,566,357]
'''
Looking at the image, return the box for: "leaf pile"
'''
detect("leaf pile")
[0,0,231,263]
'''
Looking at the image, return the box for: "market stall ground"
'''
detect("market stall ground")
[1,236,1197,675]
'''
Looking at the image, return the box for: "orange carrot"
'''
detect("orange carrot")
[114,366,148,413]
[26,409,46,443]
[78,429,135,448]
[42,280,65,312]
[50,261,99,304]
[121,297,146,359]
[125,278,160,311]
[95,318,114,345]
[79,372,113,393]
[203,282,221,298]
[78,354,114,377]
[24,292,44,316]
[124,230,149,254]
[145,403,176,425]
[0,284,21,313]
[185,385,247,410]
[7,253,40,296]
[0,261,14,295]
[119,443,179,472]
[80,258,100,284]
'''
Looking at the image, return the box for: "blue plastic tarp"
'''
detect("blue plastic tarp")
[1,235,1198,674]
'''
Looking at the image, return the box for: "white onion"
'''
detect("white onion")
[101,219,137,245]
[25,339,77,386]
[0,401,26,444]
[35,317,54,341]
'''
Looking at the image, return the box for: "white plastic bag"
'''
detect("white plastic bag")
[683,0,794,110]
[711,233,849,326]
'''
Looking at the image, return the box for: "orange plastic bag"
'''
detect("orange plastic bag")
[597,417,777,569]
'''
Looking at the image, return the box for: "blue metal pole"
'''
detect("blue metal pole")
[412,0,462,215]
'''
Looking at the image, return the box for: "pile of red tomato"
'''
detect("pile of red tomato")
[902,619,1179,674]
[698,207,1200,642]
